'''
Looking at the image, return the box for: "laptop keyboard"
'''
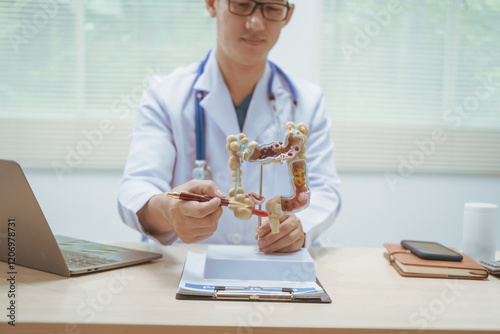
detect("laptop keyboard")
[62,249,118,270]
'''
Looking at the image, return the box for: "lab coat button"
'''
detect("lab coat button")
[231,233,242,244]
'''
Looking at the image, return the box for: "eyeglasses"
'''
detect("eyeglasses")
[228,0,291,22]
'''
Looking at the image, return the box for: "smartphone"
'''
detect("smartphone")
[401,240,463,262]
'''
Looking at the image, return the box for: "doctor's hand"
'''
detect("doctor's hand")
[138,180,225,244]
[255,214,305,253]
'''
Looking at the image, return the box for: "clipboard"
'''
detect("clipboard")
[175,250,331,303]
[176,277,332,303]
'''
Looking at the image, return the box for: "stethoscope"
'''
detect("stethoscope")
[192,50,298,181]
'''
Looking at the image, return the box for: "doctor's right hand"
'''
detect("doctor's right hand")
[137,180,225,244]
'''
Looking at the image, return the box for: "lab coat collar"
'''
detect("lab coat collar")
[193,48,221,94]
[194,49,239,138]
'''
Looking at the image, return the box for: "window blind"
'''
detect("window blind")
[0,0,215,172]
[1,0,499,177]
[319,0,500,176]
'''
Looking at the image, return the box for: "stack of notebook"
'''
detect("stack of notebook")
[384,243,489,280]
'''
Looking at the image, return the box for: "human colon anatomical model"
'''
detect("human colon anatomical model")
[226,122,311,234]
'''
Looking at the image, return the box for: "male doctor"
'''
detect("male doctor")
[118,0,341,253]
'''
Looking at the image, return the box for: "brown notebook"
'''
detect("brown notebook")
[384,243,489,280]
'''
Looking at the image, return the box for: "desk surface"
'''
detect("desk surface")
[1,243,499,334]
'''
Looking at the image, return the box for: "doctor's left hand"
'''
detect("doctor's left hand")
[255,215,305,253]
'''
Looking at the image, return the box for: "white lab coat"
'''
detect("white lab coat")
[117,49,341,247]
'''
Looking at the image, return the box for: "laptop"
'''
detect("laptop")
[0,159,162,276]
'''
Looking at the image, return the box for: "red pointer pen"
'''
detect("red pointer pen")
[166,191,268,218]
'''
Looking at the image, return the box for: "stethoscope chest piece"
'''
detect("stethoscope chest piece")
[192,160,213,180]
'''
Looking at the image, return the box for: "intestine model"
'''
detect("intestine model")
[226,122,311,234]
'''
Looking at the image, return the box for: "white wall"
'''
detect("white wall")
[319,172,500,250]
[24,169,500,251]
[24,169,140,243]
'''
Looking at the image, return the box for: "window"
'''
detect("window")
[0,0,215,171]
[1,0,499,177]
[319,0,500,176]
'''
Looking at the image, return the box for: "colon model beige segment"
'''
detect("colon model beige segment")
[265,122,310,233]
[226,122,310,234]
[226,134,258,221]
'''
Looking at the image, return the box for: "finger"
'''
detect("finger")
[185,205,223,228]
[181,233,217,244]
[279,214,290,222]
[257,218,270,237]
[178,197,222,219]
[258,220,295,249]
[192,225,218,238]
[258,215,297,245]
[178,225,216,242]
[190,233,217,243]
[261,228,304,253]
[268,237,304,253]
[257,214,291,238]
[258,215,302,249]
[177,208,221,239]
[192,203,223,227]
[184,180,226,198]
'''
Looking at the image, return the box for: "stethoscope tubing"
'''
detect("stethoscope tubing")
[194,49,298,169]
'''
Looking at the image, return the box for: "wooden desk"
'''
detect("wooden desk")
[1,244,499,334]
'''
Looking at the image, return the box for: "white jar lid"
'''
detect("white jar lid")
[464,202,498,215]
